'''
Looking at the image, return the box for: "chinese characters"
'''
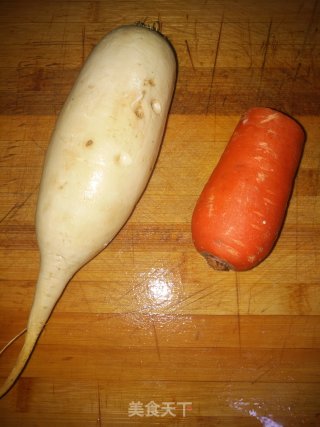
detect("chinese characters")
[128,401,192,417]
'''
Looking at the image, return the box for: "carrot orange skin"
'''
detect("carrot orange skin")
[191,107,305,271]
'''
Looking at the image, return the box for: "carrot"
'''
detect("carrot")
[191,107,305,271]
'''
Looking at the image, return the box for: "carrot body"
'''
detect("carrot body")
[191,107,305,271]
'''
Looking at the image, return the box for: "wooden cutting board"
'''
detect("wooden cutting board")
[0,0,319,425]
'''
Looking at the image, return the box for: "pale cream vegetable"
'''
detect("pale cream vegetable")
[0,24,176,397]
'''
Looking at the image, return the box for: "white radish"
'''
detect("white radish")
[0,24,176,397]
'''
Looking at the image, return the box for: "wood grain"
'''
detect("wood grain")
[0,0,319,425]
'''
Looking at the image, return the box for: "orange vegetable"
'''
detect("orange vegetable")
[191,107,305,271]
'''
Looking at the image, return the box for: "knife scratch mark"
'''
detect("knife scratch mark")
[279,317,294,364]
[206,13,223,115]
[166,283,214,312]
[252,358,275,383]
[247,21,253,69]
[32,139,45,152]
[185,39,195,71]
[256,18,272,103]
[295,172,299,282]
[0,192,34,224]
[194,18,199,53]
[97,382,102,427]
[82,25,86,65]
[175,288,221,311]
[152,319,161,361]
[247,285,253,314]
[235,272,242,352]
[0,153,16,162]
[296,0,319,60]
[291,0,319,108]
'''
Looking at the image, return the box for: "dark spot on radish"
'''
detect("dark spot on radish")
[134,105,144,119]
[114,154,121,164]
[114,152,132,166]
[58,182,67,190]
[85,139,94,147]
[144,78,155,86]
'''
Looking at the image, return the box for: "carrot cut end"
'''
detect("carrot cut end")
[201,252,231,271]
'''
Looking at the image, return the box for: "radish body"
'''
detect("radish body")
[0,24,176,397]
[192,108,305,271]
